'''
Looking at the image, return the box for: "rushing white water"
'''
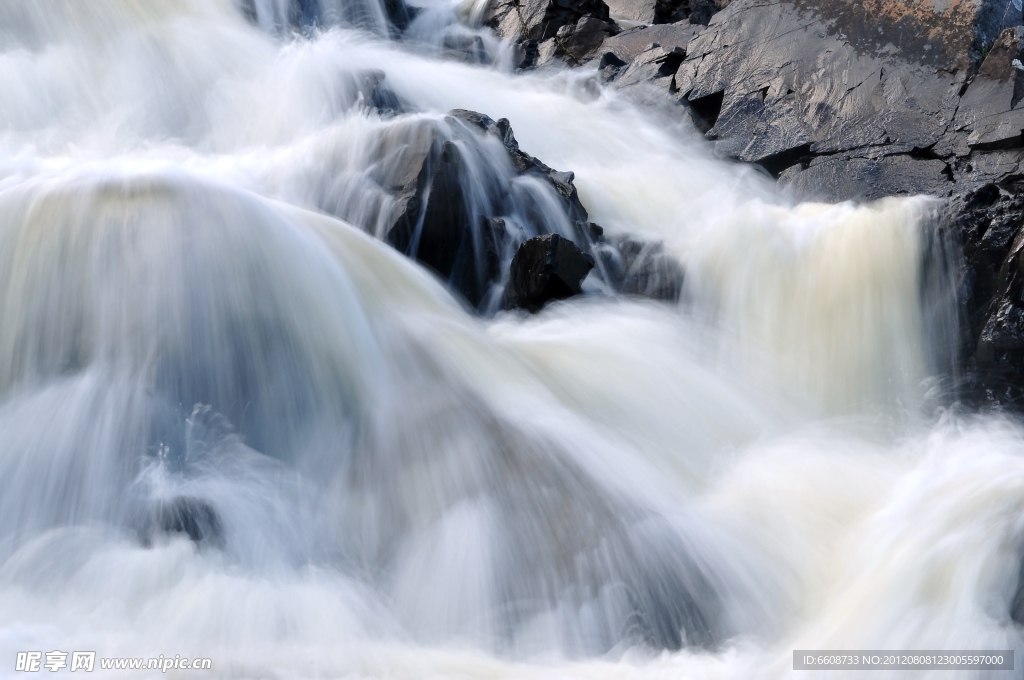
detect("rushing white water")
[0,1,1021,679]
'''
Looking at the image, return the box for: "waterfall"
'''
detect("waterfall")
[0,0,1021,677]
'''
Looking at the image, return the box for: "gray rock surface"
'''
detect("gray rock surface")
[672,0,1024,198]
[600,21,702,61]
[603,0,728,25]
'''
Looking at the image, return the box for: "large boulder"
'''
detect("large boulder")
[383,130,499,306]
[372,110,602,308]
[505,234,596,311]
[446,109,598,240]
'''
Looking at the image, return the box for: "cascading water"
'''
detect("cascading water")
[0,0,1022,678]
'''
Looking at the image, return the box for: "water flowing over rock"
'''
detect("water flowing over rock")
[375,109,603,308]
[535,0,1024,406]
[10,0,1024,674]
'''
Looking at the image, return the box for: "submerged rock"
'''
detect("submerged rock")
[599,235,685,301]
[140,497,225,548]
[354,70,404,115]
[505,234,596,311]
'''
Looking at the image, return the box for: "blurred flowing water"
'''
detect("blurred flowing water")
[0,1,1021,678]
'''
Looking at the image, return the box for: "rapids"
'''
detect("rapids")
[0,0,1021,678]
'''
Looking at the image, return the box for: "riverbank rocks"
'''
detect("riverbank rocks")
[483,0,619,67]
[621,0,1021,200]
[505,234,596,311]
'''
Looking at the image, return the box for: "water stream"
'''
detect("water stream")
[0,1,1021,678]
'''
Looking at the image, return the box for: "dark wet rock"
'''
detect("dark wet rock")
[484,0,618,68]
[384,0,419,32]
[440,112,688,307]
[447,109,594,234]
[505,234,596,311]
[372,109,686,310]
[947,180,1024,406]
[484,0,612,42]
[536,16,620,65]
[591,23,702,117]
[675,1,970,170]
[373,110,598,308]
[383,126,499,307]
[629,0,1024,202]
[614,44,687,88]
[140,497,225,548]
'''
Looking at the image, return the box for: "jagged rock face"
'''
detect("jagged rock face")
[484,0,619,67]
[659,0,1022,200]
[675,0,965,196]
[953,26,1024,151]
[949,180,1024,406]
[385,132,499,307]
[600,21,702,61]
